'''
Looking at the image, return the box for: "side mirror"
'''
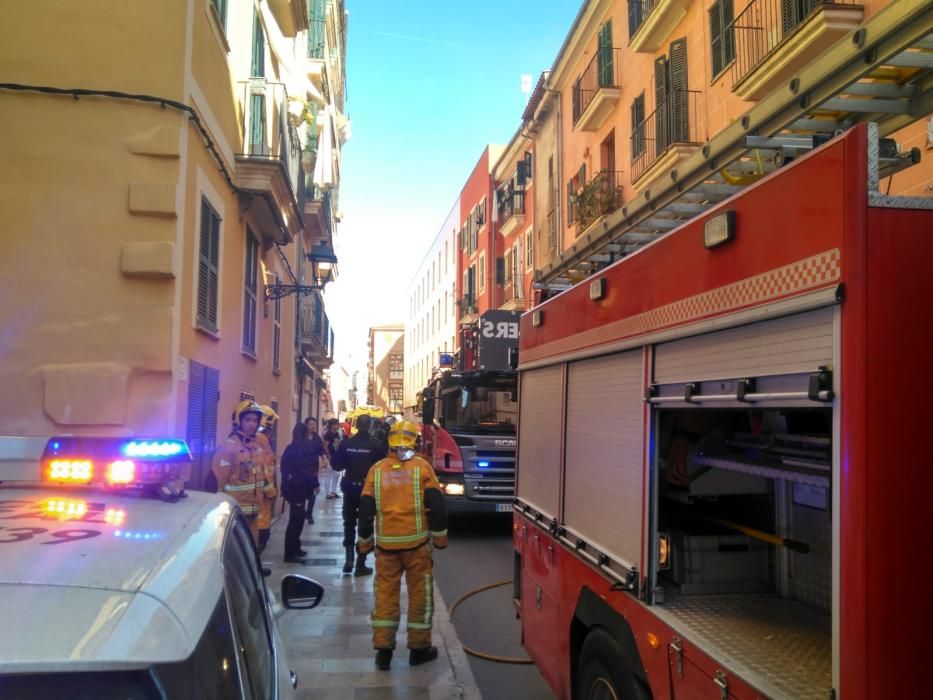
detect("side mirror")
[422,396,435,424]
[281,574,324,609]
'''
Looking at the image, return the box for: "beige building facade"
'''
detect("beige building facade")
[0,0,347,486]
[367,325,404,416]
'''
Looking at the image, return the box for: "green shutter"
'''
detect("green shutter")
[669,38,689,143]
[197,197,221,331]
[249,94,265,148]
[251,12,265,77]
[654,55,669,156]
[710,2,724,78]
[598,20,613,87]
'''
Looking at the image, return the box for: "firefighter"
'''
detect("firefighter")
[357,420,449,671]
[332,414,382,576]
[255,404,279,554]
[212,400,275,546]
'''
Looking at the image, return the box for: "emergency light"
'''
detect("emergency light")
[41,437,192,488]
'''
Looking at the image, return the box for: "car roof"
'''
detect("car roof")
[0,485,234,673]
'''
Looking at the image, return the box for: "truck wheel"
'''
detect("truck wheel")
[577,628,649,700]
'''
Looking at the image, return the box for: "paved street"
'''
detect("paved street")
[433,514,554,700]
[265,496,481,700]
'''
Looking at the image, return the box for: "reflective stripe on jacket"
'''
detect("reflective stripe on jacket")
[211,431,267,517]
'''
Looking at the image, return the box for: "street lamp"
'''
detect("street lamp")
[264,242,338,299]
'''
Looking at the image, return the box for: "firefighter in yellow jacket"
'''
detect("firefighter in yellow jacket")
[212,400,275,545]
[357,420,448,671]
[255,404,279,554]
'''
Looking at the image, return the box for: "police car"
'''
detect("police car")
[0,435,323,699]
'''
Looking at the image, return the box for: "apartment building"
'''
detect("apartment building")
[403,201,461,417]
[0,0,348,488]
[493,133,536,311]
[367,325,404,415]
[529,0,930,287]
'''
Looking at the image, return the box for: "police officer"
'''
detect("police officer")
[212,400,274,546]
[357,420,448,670]
[331,414,383,576]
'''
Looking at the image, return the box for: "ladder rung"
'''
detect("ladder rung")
[885,51,933,69]
[843,82,918,98]
[822,97,912,114]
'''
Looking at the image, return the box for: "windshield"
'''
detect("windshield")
[439,386,516,434]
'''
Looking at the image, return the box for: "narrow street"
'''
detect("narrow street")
[433,515,553,700]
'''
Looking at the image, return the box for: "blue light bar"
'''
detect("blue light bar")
[477,461,490,468]
[121,440,186,459]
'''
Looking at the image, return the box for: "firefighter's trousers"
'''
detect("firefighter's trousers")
[371,543,434,650]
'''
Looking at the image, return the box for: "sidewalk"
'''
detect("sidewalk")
[264,493,481,700]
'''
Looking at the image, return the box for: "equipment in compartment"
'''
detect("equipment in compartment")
[669,529,770,594]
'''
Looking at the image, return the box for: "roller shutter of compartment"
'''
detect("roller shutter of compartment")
[516,365,563,519]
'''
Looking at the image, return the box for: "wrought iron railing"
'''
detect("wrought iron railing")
[572,47,622,124]
[731,0,856,87]
[576,170,624,232]
[497,190,525,224]
[300,295,333,359]
[457,297,477,317]
[238,80,304,198]
[628,0,657,40]
[630,89,701,182]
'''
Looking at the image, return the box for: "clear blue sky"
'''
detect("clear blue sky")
[326,0,582,373]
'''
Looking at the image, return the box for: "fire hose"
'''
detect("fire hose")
[448,579,534,664]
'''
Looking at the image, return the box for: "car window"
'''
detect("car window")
[223,518,275,699]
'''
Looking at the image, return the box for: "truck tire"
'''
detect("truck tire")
[577,628,650,700]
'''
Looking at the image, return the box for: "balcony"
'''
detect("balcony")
[267,0,309,38]
[496,189,526,237]
[628,0,692,53]
[300,295,334,367]
[458,297,478,324]
[731,0,864,100]
[575,170,624,237]
[235,80,305,243]
[572,47,622,131]
[631,89,702,188]
[303,186,334,246]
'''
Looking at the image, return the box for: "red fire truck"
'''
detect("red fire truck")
[513,125,931,699]
[421,310,520,514]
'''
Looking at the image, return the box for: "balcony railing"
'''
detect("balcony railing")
[730,0,858,88]
[576,170,624,233]
[457,297,477,317]
[628,0,656,41]
[238,80,304,198]
[300,295,334,363]
[572,47,622,124]
[496,190,525,224]
[631,89,701,182]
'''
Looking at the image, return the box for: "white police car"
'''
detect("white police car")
[0,435,322,699]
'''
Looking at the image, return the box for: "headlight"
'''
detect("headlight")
[444,483,465,496]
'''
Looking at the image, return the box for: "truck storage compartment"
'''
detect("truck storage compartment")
[652,407,833,700]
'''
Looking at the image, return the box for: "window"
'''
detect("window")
[630,92,646,157]
[211,0,228,32]
[514,241,522,278]
[654,38,690,155]
[197,197,221,332]
[525,229,533,267]
[709,0,736,78]
[251,11,265,77]
[272,273,281,375]
[567,164,586,227]
[389,353,403,381]
[389,385,403,412]
[224,519,274,698]
[504,249,513,284]
[478,253,486,293]
[242,230,259,356]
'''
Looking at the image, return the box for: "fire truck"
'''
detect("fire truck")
[420,310,520,514]
[512,125,931,699]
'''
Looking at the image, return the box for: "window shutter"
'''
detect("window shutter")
[198,197,221,331]
[567,178,575,225]
[710,2,724,77]
[208,209,219,328]
[722,0,735,69]
[598,20,613,87]
[186,360,220,491]
[578,163,586,186]
[669,38,689,143]
[654,55,669,155]
[496,256,505,285]
[242,230,258,354]
[251,11,265,77]
[467,266,475,302]
[517,161,527,185]
[781,0,797,35]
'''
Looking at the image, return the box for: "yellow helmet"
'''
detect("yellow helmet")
[258,404,279,432]
[388,420,420,449]
[232,399,263,426]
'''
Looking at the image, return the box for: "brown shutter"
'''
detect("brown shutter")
[653,55,669,155]
[669,38,688,143]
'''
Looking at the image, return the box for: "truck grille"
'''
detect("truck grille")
[457,439,515,501]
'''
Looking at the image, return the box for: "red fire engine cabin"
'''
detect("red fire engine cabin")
[513,124,932,699]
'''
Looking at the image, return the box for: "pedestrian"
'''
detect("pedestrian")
[331,414,382,576]
[255,404,280,555]
[357,420,449,670]
[322,418,342,499]
[302,416,327,525]
[212,400,274,546]
[280,423,320,564]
